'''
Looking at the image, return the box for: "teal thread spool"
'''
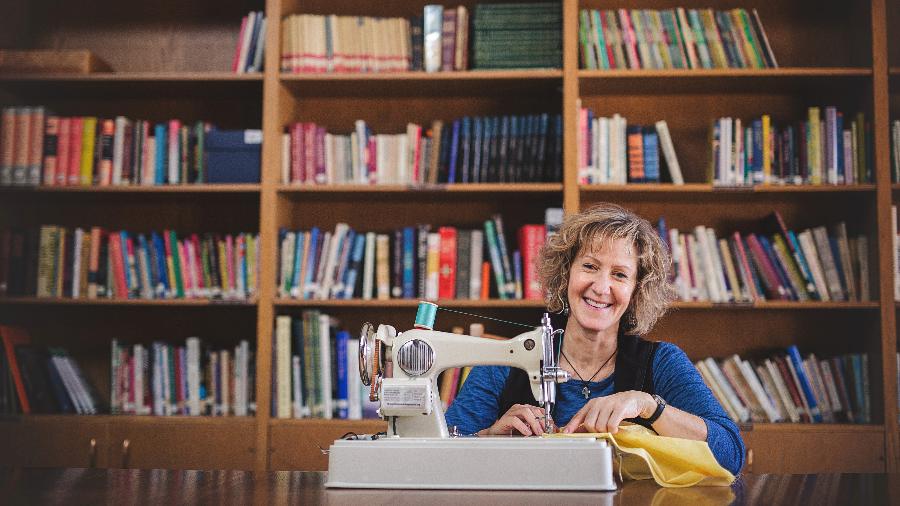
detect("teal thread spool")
[414,301,438,330]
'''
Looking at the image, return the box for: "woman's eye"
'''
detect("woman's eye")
[583,263,597,270]
[614,272,629,279]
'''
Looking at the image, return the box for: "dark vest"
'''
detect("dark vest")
[497,314,659,424]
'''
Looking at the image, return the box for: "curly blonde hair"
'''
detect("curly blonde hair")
[539,203,675,336]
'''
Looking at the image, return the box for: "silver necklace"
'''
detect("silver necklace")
[560,347,616,399]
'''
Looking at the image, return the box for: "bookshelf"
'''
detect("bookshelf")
[0,0,896,475]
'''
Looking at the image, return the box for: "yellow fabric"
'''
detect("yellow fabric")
[544,424,735,488]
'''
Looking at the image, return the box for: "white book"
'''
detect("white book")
[238,340,250,416]
[469,229,484,299]
[397,132,409,184]
[705,228,731,302]
[895,206,900,301]
[764,359,800,423]
[654,120,683,184]
[319,223,348,299]
[693,226,720,302]
[703,358,750,423]
[276,315,292,419]
[152,344,163,415]
[279,231,294,298]
[686,234,708,301]
[112,116,127,185]
[53,355,85,414]
[161,344,172,415]
[221,350,230,416]
[598,117,610,183]
[347,338,362,420]
[363,232,376,299]
[237,11,257,74]
[797,229,831,302]
[423,5,443,72]
[735,357,781,422]
[310,232,332,299]
[71,228,83,298]
[754,363,787,421]
[319,313,333,419]
[803,356,833,422]
[186,337,201,416]
[696,360,740,422]
[250,15,266,72]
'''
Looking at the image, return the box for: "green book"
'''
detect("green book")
[169,230,185,298]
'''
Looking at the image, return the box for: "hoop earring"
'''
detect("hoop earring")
[624,310,637,330]
[557,298,569,316]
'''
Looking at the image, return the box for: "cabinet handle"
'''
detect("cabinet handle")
[745,448,754,473]
[121,439,130,469]
[89,438,97,468]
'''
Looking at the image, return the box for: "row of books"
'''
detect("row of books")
[0,106,227,187]
[0,326,101,415]
[577,112,683,185]
[281,114,563,186]
[712,109,873,187]
[696,346,870,424]
[272,312,378,420]
[579,8,777,70]
[661,214,869,303]
[470,3,561,70]
[111,337,255,417]
[232,11,267,73]
[0,227,259,300]
[277,216,551,302]
[892,206,900,302]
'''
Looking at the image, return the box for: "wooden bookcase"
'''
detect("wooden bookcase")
[0,0,896,474]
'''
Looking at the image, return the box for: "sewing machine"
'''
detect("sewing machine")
[325,302,617,491]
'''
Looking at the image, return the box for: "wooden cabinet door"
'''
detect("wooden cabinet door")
[106,418,256,470]
[742,427,885,473]
[0,416,109,468]
[269,419,387,471]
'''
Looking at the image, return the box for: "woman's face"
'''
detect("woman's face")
[566,236,638,341]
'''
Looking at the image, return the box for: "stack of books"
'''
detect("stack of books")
[578,7,777,70]
[471,3,562,69]
[0,326,101,415]
[233,11,266,73]
[712,108,873,186]
[111,337,254,416]
[659,212,869,303]
[277,214,554,302]
[282,114,562,185]
[696,345,870,424]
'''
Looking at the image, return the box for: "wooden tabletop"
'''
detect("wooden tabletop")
[1,468,896,505]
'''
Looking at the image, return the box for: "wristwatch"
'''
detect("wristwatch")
[643,394,667,425]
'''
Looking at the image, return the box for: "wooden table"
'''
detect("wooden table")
[1,468,897,505]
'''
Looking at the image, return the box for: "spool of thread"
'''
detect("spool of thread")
[414,301,438,330]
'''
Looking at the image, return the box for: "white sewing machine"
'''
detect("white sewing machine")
[325,302,617,491]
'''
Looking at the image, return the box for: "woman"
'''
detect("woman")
[445,203,745,475]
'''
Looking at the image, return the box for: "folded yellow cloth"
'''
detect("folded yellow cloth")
[544,424,735,488]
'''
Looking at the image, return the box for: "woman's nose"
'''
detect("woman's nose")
[589,275,612,294]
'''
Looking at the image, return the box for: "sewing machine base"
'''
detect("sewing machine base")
[325,437,617,491]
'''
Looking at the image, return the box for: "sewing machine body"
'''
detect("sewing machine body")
[326,305,616,491]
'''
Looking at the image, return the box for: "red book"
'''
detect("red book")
[731,232,759,301]
[67,117,83,186]
[0,325,32,414]
[775,355,810,423]
[191,234,205,295]
[108,233,128,298]
[480,261,490,299]
[55,118,71,186]
[745,233,787,300]
[303,123,316,184]
[438,227,457,299]
[518,224,546,300]
[440,9,457,72]
[232,15,249,73]
[290,123,304,183]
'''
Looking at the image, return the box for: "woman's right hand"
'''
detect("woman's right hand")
[477,404,548,436]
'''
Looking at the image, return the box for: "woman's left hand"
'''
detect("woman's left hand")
[562,391,656,434]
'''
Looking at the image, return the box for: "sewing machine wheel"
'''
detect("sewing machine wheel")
[359,322,379,386]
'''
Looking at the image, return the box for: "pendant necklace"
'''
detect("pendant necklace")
[560,346,617,399]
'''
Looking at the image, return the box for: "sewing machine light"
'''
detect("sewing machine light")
[397,339,434,376]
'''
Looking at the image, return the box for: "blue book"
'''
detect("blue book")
[119,231,132,298]
[342,233,366,299]
[656,217,669,251]
[751,120,763,183]
[758,235,797,300]
[836,112,844,183]
[402,227,416,298]
[643,127,660,183]
[786,345,823,422]
[244,12,262,72]
[303,228,320,299]
[460,117,471,183]
[154,124,167,185]
[151,232,169,297]
[536,113,549,181]
[290,231,305,298]
[472,116,483,183]
[137,234,155,299]
[335,330,349,419]
[828,236,848,298]
[512,249,522,299]
[45,352,75,413]
[448,120,461,183]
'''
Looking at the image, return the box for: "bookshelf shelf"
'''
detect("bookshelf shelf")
[672,301,880,310]
[280,70,563,96]
[740,423,884,434]
[276,183,563,194]
[0,184,262,194]
[579,68,873,79]
[0,72,264,83]
[580,184,877,194]
[0,297,257,307]
[273,298,545,309]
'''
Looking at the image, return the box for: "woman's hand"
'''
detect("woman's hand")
[562,391,656,434]
[478,404,548,436]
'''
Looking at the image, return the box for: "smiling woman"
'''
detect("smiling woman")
[445,203,746,476]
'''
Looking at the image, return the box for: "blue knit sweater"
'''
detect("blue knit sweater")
[445,341,745,475]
